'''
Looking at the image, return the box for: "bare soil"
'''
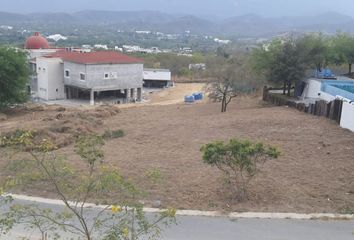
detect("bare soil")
[1,85,354,214]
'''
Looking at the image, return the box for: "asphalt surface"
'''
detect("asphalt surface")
[2,199,354,240]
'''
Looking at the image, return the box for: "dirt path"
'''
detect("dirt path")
[146,83,206,105]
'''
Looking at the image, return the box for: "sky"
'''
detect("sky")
[1,0,354,18]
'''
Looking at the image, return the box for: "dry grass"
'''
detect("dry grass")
[1,88,354,214]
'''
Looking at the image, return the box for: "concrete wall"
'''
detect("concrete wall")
[64,62,143,91]
[143,68,171,81]
[340,102,354,132]
[36,57,65,100]
[63,62,87,89]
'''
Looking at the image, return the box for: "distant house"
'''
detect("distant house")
[189,63,206,71]
[41,51,144,105]
[25,32,144,105]
[143,68,172,88]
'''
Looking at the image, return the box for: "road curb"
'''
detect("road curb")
[9,194,354,220]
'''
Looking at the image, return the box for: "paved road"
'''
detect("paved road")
[3,199,354,240]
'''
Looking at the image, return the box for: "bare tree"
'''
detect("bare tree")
[207,55,254,112]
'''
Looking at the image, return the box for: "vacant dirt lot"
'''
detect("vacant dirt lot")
[1,92,354,214]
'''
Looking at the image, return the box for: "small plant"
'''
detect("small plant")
[146,168,164,185]
[103,129,125,139]
[201,139,280,201]
[1,131,176,240]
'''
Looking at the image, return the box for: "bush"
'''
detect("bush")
[201,139,280,201]
[102,129,125,139]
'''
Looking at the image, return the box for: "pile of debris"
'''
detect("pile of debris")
[2,105,121,149]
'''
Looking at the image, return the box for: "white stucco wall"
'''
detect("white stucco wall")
[302,79,335,102]
[143,69,171,81]
[64,62,143,91]
[340,102,354,132]
[36,57,65,100]
[28,49,58,60]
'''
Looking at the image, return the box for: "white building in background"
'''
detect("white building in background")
[214,38,232,44]
[94,44,108,50]
[189,63,206,71]
[143,68,172,88]
[47,34,68,42]
[0,25,13,30]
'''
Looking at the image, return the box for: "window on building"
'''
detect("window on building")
[65,70,70,78]
[80,73,86,81]
[104,73,109,79]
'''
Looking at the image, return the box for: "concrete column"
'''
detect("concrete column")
[137,88,142,101]
[126,89,131,101]
[131,88,136,100]
[67,87,71,99]
[90,89,95,106]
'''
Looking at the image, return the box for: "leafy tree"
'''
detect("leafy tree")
[252,37,308,96]
[0,47,30,110]
[297,33,331,72]
[201,139,279,201]
[331,33,354,75]
[0,130,176,240]
[275,39,308,96]
[207,54,255,112]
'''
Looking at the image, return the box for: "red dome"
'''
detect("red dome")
[25,32,50,49]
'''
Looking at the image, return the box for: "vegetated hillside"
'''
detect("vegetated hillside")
[156,15,216,34]
[0,11,30,23]
[221,12,354,36]
[28,12,78,24]
[1,10,354,36]
[75,10,174,25]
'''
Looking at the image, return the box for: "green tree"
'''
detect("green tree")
[0,47,29,110]
[0,130,176,240]
[331,33,354,75]
[297,33,331,72]
[252,37,308,96]
[201,139,279,201]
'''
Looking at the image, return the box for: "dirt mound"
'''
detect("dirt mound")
[0,113,7,121]
[2,105,121,149]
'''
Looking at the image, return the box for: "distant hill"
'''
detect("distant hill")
[28,12,78,24]
[221,12,354,36]
[0,10,353,37]
[0,11,30,23]
[75,10,173,25]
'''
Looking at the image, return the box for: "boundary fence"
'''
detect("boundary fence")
[263,86,343,125]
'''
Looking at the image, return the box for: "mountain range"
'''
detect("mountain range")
[1,10,353,37]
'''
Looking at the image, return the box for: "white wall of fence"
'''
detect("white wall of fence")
[340,102,354,132]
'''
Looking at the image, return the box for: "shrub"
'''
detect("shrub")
[201,139,280,201]
[102,129,125,139]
